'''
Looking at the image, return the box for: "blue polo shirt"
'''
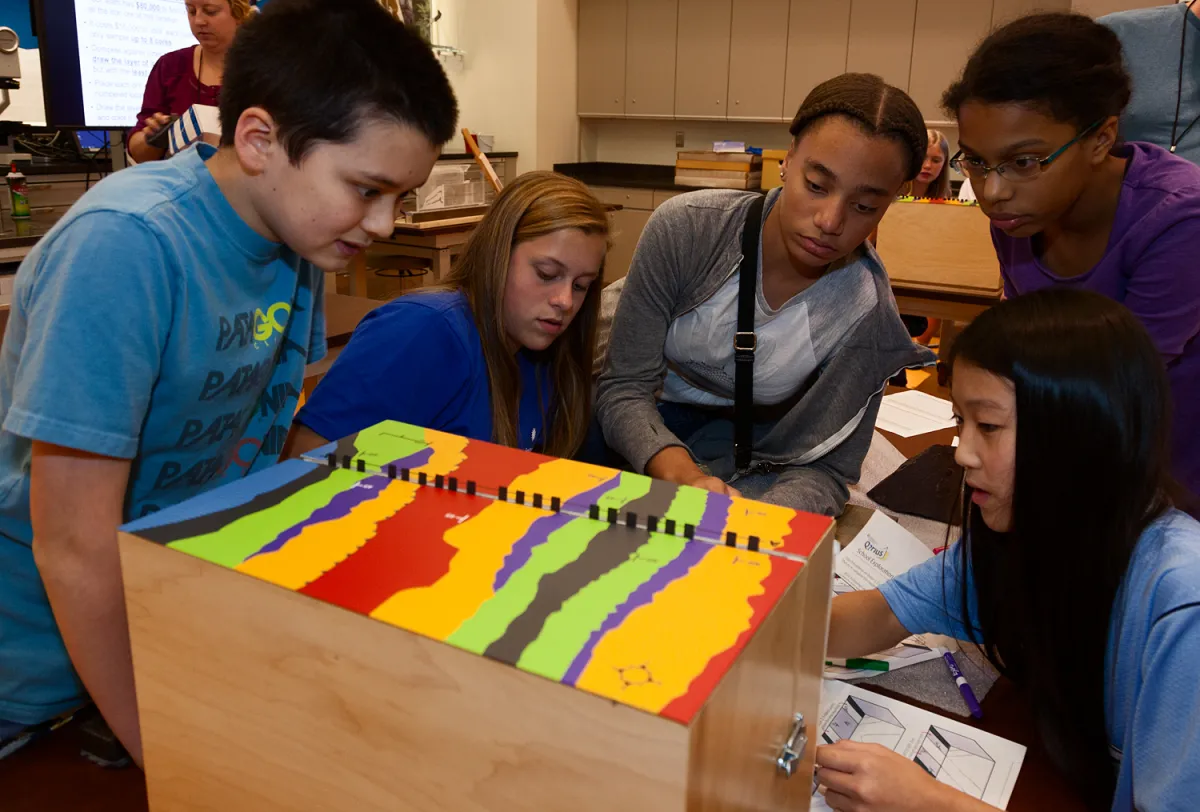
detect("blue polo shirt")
[295,289,552,452]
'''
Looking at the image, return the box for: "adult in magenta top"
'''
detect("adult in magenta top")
[131,47,221,139]
[993,141,1200,500]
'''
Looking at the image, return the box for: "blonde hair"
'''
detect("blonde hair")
[227,0,253,21]
[907,128,952,198]
[439,171,609,457]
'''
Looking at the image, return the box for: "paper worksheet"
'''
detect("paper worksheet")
[812,681,1026,810]
[876,390,957,437]
[827,512,953,679]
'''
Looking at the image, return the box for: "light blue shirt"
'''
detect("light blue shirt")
[1101,4,1200,167]
[0,144,325,725]
[879,509,1200,811]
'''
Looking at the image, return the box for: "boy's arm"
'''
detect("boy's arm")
[30,442,142,767]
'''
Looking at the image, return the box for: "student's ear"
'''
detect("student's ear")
[232,106,283,175]
[1088,116,1120,164]
[781,140,797,184]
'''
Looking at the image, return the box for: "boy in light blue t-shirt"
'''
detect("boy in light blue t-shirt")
[0,0,457,765]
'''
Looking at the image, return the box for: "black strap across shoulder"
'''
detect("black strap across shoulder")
[734,195,765,473]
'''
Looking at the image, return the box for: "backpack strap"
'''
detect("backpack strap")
[734,195,766,473]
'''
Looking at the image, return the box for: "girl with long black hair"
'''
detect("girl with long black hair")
[817,289,1200,811]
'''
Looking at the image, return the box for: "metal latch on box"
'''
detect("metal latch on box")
[775,713,807,777]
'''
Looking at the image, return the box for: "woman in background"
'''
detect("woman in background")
[905,128,952,199]
[897,127,953,351]
[127,0,253,163]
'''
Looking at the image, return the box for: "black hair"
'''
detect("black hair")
[948,289,1174,807]
[942,12,1131,129]
[789,73,928,181]
[219,0,459,163]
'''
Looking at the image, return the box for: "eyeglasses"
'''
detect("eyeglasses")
[948,119,1104,182]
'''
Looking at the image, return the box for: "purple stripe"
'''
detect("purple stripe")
[696,492,733,538]
[248,446,435,559]
[563,473,622,512]
[493,474,622,591]
[492,513,574,591]
[562,540,711,686]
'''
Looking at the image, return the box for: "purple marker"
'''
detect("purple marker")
[942,649,983,719]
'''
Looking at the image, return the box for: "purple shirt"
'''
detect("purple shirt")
[132,46,220,136]
[994,142,1200,500]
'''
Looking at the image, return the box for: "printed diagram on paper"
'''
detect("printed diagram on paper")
[812,681,1025,811]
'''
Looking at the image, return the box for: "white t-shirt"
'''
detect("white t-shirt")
[661,189,878,408]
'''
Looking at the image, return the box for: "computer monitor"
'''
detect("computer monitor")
[32,0,196,128]
[75,129,108,152]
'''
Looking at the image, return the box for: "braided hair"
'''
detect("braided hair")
[942,12,1131,129]
[789,73,928,181]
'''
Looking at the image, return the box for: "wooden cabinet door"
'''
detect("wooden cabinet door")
[578,0,628,117]
[605,208,654,284]
[626,0,679,117]
[909,0,994,124]
[783,0,851,122]
[991,0,1069,25]
[675,0,733,119]
[727,0,790,120]
[846,0,918,92]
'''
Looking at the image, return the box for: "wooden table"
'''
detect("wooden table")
[892,282,1001,325]
[322,291,383,349]
[347,204,626,297]
[4,378,1084,811]
[347,214,485,296]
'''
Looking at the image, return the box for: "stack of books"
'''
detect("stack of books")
[674,151,763,190]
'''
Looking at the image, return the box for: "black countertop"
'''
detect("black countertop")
[441,151,517,161]
[18,160,114,176]
[553,162,703,192]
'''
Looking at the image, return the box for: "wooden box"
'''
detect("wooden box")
[875,198,1003,295]
[119,421,835,811]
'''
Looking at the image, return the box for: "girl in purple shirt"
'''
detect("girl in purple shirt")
[128,0,253,163]
[943,12,1200,507]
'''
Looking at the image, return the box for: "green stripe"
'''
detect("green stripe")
[168,469,372,567]
[595,471,653,511]
[662,484,710,526]
[351,422,429,466]
[448,518,606,652]
[516,534,688,679]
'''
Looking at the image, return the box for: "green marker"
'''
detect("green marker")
[825,658,890,672]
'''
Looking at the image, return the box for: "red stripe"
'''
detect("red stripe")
[448,437,552,497]
[779,511,833,558]
[300,487,483,614]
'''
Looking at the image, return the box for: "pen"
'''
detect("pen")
[941,649,983,719]
[826,658,890,672]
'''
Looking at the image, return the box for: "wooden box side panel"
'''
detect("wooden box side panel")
[876,204,1001,293]
[685,523,835,812]
[792,525,836,802]
[119,534,688,812]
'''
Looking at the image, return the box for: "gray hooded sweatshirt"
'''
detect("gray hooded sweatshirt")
[596,189,936,516]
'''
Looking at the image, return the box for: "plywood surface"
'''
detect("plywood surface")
[875,201,1002,294]
[122,422,832,725]
[121,534,689,812]
[687,520,834,812]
